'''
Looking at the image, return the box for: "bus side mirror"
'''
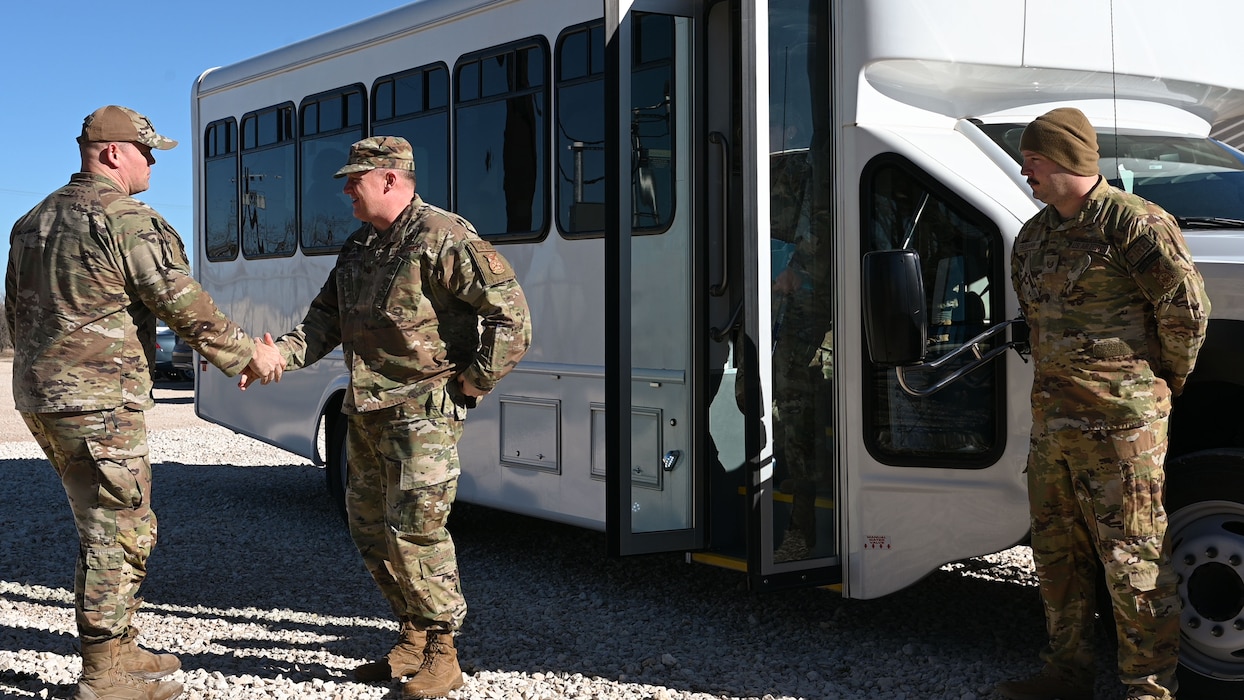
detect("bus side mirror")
[863,249,927,366]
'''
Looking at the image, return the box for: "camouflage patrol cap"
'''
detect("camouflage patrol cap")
[77,105,177,150]
[334,136,416,178]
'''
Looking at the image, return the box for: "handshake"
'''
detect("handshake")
[238,333,287,390]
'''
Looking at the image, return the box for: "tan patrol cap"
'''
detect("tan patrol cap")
[77,105,178,150]
[334,136,415,178]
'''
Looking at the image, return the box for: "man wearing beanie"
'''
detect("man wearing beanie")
[997,107,1209,700]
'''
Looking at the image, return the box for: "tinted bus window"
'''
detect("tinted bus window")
[454,39,548,239]
[203,119,239,262]
[240,105,297,258]
[300,86,365,252]
[373,64,450,210]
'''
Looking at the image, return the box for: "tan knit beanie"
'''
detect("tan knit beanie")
[1020,107,1100,176]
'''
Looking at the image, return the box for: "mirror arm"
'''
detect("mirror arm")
[893,319,1023,397]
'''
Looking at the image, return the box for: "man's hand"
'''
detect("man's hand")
[239,333,286,390]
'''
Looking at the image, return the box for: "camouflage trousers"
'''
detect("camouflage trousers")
[21,407,155,644]
[346,386,467,632]
[1027,417,1180,699]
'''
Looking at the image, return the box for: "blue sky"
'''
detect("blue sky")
[0,0,412,269]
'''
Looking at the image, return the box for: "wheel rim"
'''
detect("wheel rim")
[1169,498,1244,679]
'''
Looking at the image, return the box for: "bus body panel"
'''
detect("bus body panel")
[837,123,1035,598]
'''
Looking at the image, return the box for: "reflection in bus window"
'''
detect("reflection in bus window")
[556,21,605,235]
[863,160,1002,466]
[554,16,675,237]
[300,87,365,252]
[240,105,297,258]
[455,40,548,239]
[768,0,834,563]
[203,119,238,262]
[630,13,676,231]
[374,65,450,210]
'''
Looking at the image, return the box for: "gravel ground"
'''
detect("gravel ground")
[0,360,1132,700]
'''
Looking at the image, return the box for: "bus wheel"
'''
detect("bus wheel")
[326,417,349,524]
[1166,448,1244,698]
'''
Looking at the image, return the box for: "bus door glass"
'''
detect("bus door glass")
[606,1,703,555]
[755,0,840,584]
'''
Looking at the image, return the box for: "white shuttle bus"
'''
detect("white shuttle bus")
[191,1,1244,692]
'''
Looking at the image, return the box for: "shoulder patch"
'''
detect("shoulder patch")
[1124,236,1159,272]
[464,239,516,286]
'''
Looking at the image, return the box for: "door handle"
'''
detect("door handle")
[708,130,729,297]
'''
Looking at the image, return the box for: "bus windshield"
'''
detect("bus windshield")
[979,123,1244,227]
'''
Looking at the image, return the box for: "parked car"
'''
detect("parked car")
[155,326,194,382]
[171,338,194,382]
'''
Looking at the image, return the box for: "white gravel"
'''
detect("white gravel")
[0,373,1132,699]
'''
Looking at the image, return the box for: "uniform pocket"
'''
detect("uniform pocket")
[82,545,126,613]
[86,438,150,510]
[1112,424,1167,539]
[1104,535,1163,593]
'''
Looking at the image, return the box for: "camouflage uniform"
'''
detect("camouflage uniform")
[276,186,531,633]
[1011,177,1209,698]
[6,170,258,643]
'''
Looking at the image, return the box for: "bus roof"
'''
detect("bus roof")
[195,0,508,98]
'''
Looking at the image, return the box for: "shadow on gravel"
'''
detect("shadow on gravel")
[2,448,1118,699]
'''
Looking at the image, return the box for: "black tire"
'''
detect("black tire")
[325,416,349,524]
[1165,448,1244,698]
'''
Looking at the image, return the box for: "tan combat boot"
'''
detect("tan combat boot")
[75,639,183,700]
[401,631,464,699]
[354,620,428,682]
[118,625,180,681]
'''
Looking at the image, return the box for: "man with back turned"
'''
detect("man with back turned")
[6,105,285,700]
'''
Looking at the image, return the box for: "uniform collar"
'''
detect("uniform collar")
[1037,175,1110,230]
[70,172,127,195]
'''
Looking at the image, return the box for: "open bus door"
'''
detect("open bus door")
[605,0,706,556]
[606,0,840,589]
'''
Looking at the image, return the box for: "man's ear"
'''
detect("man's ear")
[99,143,122,168]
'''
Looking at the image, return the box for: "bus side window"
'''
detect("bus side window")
[373,64,451,211]
[861,157,1004,467]
[204,119,239,262]
[553,15,676,239]
[454,39,549,240]
[299,86,365,253]
[240,105,298,259]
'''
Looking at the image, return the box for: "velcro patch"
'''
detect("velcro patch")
[1124,236,1159,272]
[465,240,515,286]
[1089,338,1134,358]
[1068,240,1108,256]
